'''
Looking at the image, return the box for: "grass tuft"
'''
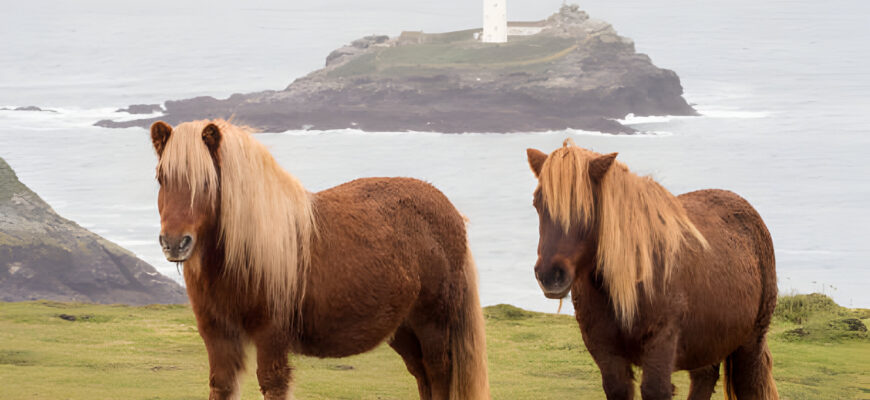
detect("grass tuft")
[773,293,869,343]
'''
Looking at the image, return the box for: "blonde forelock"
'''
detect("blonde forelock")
[539,139,708,328]
[160,119,316,328]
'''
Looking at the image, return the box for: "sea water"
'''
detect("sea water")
[1,0,868,312]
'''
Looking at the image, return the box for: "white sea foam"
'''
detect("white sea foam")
[0,106,138,130]
[696,107,771,119]
[618,114,682,124]
[619,107,771,126]
[274,127,664,137]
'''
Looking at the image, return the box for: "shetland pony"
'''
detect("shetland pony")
[526,140,778,400]
[150,120,489,400]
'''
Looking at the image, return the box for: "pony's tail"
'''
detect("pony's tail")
[723,338,778,400]
[723,353,737,400]
[448,247,490,400]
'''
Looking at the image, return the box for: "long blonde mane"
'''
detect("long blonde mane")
[158,119,316,325]
[539,139,708,327]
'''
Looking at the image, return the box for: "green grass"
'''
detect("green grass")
[328,35,578,79]
[0,296,868,399]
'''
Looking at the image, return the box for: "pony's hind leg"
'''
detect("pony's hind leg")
[389,324,431,399]
[687,364,719,400]
[723,337,779,400]
[415,322,452,400]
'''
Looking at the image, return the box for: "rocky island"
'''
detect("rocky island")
[0,158,187,304]
[98,5,695,134]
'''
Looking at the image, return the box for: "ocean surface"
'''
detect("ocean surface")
[1,0,868,312]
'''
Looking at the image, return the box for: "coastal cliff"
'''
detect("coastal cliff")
[97,5,695,134]
[0,158,187,304]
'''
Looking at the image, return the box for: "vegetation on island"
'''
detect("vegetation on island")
[328,34,579,79]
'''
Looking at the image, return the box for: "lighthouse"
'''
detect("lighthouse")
[482,0,507,43]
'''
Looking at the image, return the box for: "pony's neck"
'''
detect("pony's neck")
[185,215,225,280]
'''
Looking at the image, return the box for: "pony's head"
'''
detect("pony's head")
[527,139,707,326]
[151,120,222,262]
[150,119,316,324]
[526,141,617,300]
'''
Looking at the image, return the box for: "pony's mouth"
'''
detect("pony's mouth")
[164,251,192,263]
[541,287,571,300]
[537,279,572,300]
[163,246,193,262]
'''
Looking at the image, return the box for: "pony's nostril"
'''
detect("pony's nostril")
[159,235,168,249]
[179,235,192,250]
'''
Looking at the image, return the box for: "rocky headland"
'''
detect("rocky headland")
[0,158,187,304]
[97,5,695,134]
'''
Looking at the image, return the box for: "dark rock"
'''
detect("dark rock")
[58,314,76,321]
[115,104,164,114]
[351,35,390,49]
[150,365,180,372]
[782,327,811,340]
[0,106,57,113]
[830,318,868,332]
[0,158,187,305]
[96,5,695,134]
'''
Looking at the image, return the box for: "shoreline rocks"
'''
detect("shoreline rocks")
[0,158,187,305]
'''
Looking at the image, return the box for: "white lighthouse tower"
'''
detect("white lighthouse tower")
[482,0,507,43]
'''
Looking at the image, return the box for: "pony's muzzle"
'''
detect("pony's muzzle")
[159,233,195,262]
[535,260,572,299]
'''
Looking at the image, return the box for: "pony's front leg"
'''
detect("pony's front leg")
[254,333,293,400]
[594,353,635,400]
[199,321,246,400]
[639,332,677,400]
[582,326,635,399]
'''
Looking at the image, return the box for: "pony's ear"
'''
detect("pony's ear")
[150,121,172,157]
[527,148,547,178]
[589,152,618,182]
[202,123,222,159]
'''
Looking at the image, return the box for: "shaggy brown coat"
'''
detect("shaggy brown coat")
[151,120,489,400]
[527,140,778,400]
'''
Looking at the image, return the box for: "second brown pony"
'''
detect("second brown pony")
[527,140,778,400]
[150,119,489,400]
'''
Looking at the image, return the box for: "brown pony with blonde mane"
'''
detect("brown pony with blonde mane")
[527,140,778,400]
[151,119,489,400]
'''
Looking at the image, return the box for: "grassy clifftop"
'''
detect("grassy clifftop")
[0,295,867,399]
[328,34,579,79]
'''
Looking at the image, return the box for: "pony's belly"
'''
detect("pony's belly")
[293,295,417,358]
[674,319,756,370]
[295,329,390,358]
